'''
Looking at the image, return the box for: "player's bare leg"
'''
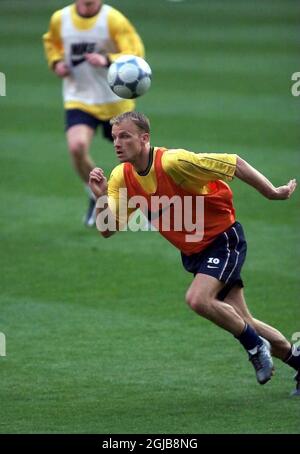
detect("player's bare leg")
[186,273,273,384]
[186,274,245,335]
[223,285,290,360]
[67,124,95,182]
[67,124,97,225]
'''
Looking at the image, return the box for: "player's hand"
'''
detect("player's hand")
[53,61,70,78]
[85,53,108,67]
[272,179,297,200]
[89,167,108,198]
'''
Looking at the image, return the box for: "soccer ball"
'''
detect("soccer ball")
[107,55,152,99]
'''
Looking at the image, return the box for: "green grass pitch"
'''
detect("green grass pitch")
[0,0,299,434]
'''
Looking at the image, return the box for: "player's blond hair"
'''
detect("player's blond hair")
[110,111,150,133]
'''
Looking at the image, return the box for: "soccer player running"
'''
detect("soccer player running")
[43,0,144,226]
[89,111,299,396]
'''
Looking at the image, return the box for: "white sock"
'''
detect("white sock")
[85,184,96,201]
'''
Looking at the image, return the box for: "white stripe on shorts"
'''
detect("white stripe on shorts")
[224,226,240,284]
[219,231,230,280]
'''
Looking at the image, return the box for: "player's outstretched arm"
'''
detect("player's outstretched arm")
[235,157,297,200]
[89,168,117,238]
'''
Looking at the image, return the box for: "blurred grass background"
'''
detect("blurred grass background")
[0,0,299,434]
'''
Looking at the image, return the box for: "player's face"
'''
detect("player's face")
[76,0,101,16]
[112,120,149,164]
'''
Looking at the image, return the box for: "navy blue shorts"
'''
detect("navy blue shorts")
[181,221,247,300]
[65,109,113,141]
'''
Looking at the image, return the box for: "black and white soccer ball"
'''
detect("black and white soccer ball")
[107,55,152,99]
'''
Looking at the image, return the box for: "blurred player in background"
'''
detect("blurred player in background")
[89,111,300,396]
[43,0,144,226]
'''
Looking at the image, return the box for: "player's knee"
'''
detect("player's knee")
[185,290,211,316]
[68,139,87,159]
